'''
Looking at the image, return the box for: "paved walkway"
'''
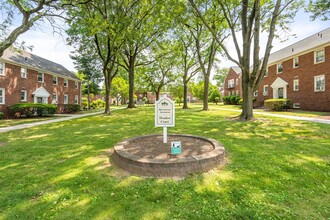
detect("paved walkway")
[218,108,330,125]
[0,108,125,133]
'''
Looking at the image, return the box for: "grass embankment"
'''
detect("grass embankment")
[0,105,329,219]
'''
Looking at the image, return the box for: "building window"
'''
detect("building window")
[64,94,68,104]
[236,90,239,95]
[314,75,325,92]
[263,85,269,96]
[52,93,58,104]
[53,76,58,85]
[235,79,238,85]
[21,90,27,101]
[293,103,300,109]
[21,68,27,78]
[75,81,78,89]
[315,49,325,64]
[38,73,44,82]
[254,91,258,97]
[293,79,299,91]
[0,63,5,76]
[277,63,283,74]
[64,79,68,87]
[293,57,299,68]
[228,79,234,88]
[75,95,79,104]
[0,88,5,104]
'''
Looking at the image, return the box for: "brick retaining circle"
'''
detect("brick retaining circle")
[112,134,226,177]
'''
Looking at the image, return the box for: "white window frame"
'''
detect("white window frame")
[75,81,78,89]
[235,79,238,85]
[53,76,58,85]
[64,79,68,87]
[75,95,79,104]
[64,94,68,104]
[52,93,58,104]
[314,75,325,92]
[0,63,5,76]
[254,91,258,97]
[314,49,325,64]
[277,63,283,74]
[21,90,27,102]
[236,90,239,95]
[228,79,234,88]
[21,67,27,78]
[0,88,5,104]
[293,79,299,91]
[263,85,269,96]
[38,72,44,83]
[293,57,299,68]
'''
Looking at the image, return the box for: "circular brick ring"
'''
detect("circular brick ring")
[112,134,226,177]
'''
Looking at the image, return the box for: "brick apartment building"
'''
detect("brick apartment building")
[224,28,330,112]
[0,48,81,116]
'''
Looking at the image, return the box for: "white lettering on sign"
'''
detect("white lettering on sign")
[155,95,175,127]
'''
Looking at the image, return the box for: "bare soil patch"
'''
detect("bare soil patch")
[124,135,214,159]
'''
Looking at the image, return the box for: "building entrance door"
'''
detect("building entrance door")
[278,88,284,99]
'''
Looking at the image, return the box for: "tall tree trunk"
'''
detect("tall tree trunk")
[203,73,210,111]
[240,71,253,121]
[155,91,160,101]
[104,82,111,114]
[87,81,91,109]
[183,81,189,109]
[128,56,136,108]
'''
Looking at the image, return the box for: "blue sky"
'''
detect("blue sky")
[15,9,330,72]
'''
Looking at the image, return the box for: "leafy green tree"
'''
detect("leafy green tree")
[189,0,301,120]
[72,51,102,109]
[170,84,184,106]
[307,0,330,20]
[186,1,226,111]
[213,68,229,87]
[118,0,174,108]
[0,0,60,56]
[66,0,126,114]
[111,77,129,106]
[209,89,221,105]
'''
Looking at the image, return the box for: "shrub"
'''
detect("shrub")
[223,95,241,105]
[8,103,57,117]
[91,99,105,108]
[142,97,148,103]
[264,99,292,111]
[81,97,88,109]
[0,112,4,119]
[63,104,80,113]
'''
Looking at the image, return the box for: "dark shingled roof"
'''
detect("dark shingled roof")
[1,47,79,80]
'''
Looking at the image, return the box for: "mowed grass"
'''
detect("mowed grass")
[0,105,329,219]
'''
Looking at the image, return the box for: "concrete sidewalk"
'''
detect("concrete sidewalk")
[218,108,330,125]
[0,108,125,133]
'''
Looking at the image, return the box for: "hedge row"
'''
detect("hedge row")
[264,99,291,111]
[57,104,81,113]
[223,95,241,105]
[0,112,4,119]
[9,103,57,117]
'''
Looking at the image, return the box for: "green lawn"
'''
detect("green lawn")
[0,105,329,219]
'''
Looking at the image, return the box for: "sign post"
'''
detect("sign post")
[155,94,175,143]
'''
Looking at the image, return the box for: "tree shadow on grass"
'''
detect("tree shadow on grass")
[0,107,329,219]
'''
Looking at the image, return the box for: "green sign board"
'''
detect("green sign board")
[171,141,181,155]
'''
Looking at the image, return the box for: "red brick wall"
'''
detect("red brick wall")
[256,46,330,111]
[0,62,81,116]
[224,68,242,97]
